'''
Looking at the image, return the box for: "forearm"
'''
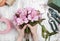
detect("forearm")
[17,36,23,41]
[33,34,38,41]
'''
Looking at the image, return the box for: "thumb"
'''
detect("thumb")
[27,24,32,29]
[23,25,27,30]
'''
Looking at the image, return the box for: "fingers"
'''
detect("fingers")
[23,25,27,30]
[27,24,33,29]
[15,25,20,32]
[16,25,27,32]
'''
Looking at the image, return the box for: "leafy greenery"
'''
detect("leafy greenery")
[40,24,58,41]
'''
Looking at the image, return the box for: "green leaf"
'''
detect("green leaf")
[25,27,31,34]
[39,19,45,23]
[39,24,58,41]
[49,32,57,36]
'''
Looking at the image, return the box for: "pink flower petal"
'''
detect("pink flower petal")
[28,15,32,20]
[33,16,39,21]
[24,18,29,23]
[16,18,24,25]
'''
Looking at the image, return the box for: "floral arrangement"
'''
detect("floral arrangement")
[11,7,60,41]
[13,7,44,34]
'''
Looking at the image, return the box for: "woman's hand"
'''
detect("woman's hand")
[16,24,38,41]
[27,24,37,35]
[27,24,38,41]
[16,25,27,41]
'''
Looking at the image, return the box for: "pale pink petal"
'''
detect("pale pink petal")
[23,9,27,15]
[28,15,32,20]
[24,18,29,23]
[16,18,23,25]
[39,14,42,19]
[28,10,32,14]
[33,16,39,21]
[31,19,34,22]
[31,11,38,18]
[17,9,23,13]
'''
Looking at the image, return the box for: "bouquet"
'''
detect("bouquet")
[13,7,44,41]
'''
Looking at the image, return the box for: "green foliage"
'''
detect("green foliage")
[40,24,58,41]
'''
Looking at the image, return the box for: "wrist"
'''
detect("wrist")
[17,35,23,41]
[19,34,24,38]
[33,34,38,41]
[32,33,37,38]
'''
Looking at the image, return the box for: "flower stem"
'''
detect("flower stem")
[26,39,29,41]
[25,27,30,34]
[25,33,29,41]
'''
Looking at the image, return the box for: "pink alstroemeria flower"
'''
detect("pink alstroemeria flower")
[16,18,24,25]
[14,7,42,25]
[27,8,40,22]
